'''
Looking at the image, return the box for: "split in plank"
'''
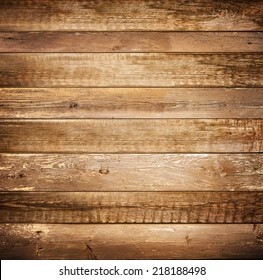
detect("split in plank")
[0,191,262,223]
[0,0,263,31]
[1,88,263,119]
[1,224,262,259]
[0,53,263,87]
[1,32,263,53]
[1,153,263,192]
[0,119,262,153]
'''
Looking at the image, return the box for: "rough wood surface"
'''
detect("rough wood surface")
[1,0,263,261]
[0,0,263,31]
[0,119,262,153]
[1,224,263,259]
[1,88,263,119]
[1,154,262,192]
[0,192,262,224]
[1,54,263,87]
[1,32,263,52]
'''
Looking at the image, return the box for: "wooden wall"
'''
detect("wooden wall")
[0,0,263,259]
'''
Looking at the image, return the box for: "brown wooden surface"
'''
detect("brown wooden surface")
[1,224,263,259]
[1,54,263,87]
[1,154,262,192]
[1,88,263,119]
[0,192,262,223]
[0,119,262,153]
[1,0,263,31]
[1,32,263,53]
[0,0,263,260]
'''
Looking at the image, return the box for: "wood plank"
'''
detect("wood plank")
[0,192,262,223]
[0,54,263,87]
[1,88,263,119]
[1,154,263,192]
[0,0,263,31]
[0,119,262,153]
[1,224,262,259]
[1,32,263,53]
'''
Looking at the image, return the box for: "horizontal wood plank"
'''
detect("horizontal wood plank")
[1,224,263,259]
[1,32,263,52]
[0,192,262,224]
[0,0,263,31]
[0,119,262,153]
[1,88,263,119]
[1,154,263,192]
[0,54,263,87]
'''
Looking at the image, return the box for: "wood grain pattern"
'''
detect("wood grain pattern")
[1,88,263,119]
[0,192,262,223]
[1,0,263,261]
[1,224,263,259]
[1,54,263,87]
[1,154,263,192]
[0,0,263,31]
[0,119,262,153]
[1,32,263,52]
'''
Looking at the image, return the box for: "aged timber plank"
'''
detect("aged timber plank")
[0,119,262,153]
[0,0,263,31]
[1,154,263,192]
[1,32,263,53]
[1,88,263,119]
[0,54,262,87]
[0,192,262,223]
[1,224,262,259]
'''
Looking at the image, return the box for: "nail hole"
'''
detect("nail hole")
[99,168,109,175]
[69,102,79,109]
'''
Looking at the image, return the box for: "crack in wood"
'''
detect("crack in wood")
[85,242,97,260]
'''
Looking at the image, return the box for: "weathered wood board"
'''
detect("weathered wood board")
[1,32,263,52]
[1,0,263,31]
[1,154,262,192]
[1,88,263,119]
[0,224,262,259]
[0,54,262,87]
[0,119,262,153]
[0,192,262,223]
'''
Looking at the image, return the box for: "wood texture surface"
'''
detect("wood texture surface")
[1,154,263,192]
[1,32,263,52]
[1,0,263,261]
[0,119,262,153]
[1,54,263,87]
[1,88,263,119]
[1,192,262,223]
[0,0,263,31]
[1,224,263,259]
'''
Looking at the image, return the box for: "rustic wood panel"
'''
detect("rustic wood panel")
[1,224,263,259]
[1,88,263,119]
[1,54,263,87]
[1,154,263,192]
[0,0,263,31]
[1,32,263,53]
[0,192,262,223]
[0,119,262,153]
